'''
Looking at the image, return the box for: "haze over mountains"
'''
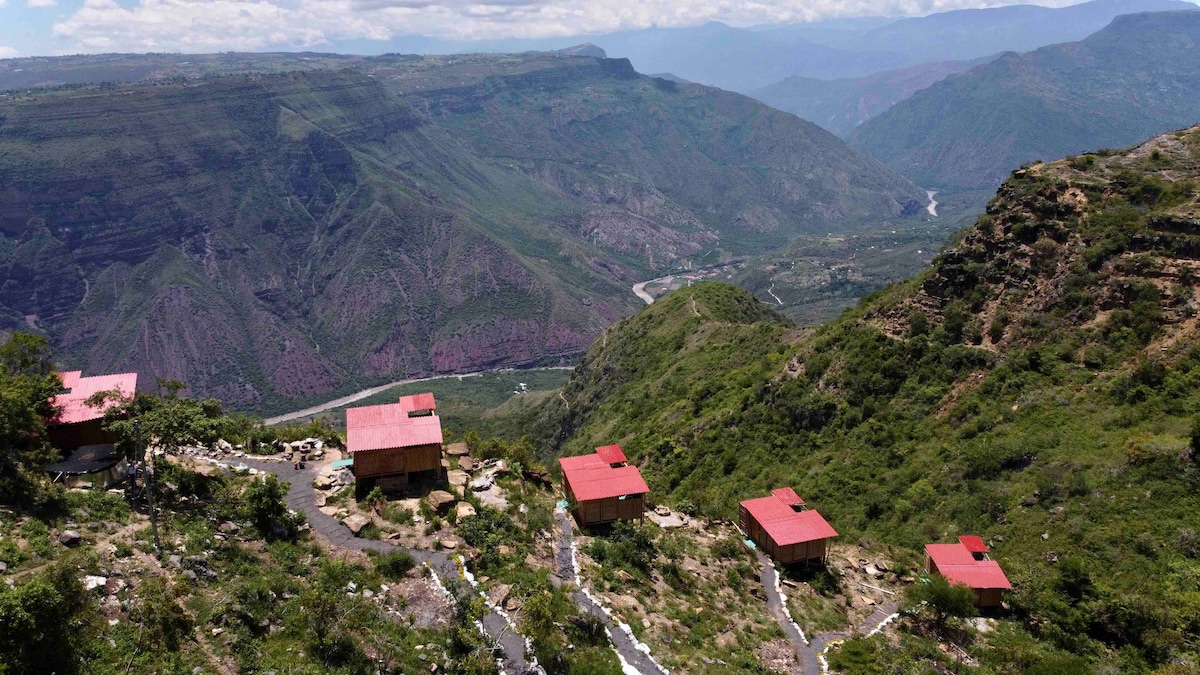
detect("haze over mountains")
[852,10,1200,189]
[0,52,921,411]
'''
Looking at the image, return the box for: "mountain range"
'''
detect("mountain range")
[0,52,922,412]
[852,10,1200,189]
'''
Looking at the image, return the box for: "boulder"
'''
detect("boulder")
[343,514,372,535]
[455,502,477,520]
[218,521,239,534]
[477,485,508,510]
[469,475,494,492]
[331,469,355,486]
[58,530,82,547]
[83,575,107,591]
[314,492,327,507]
[445,443,470,457]
[457,457,475,471]
[447,470,469,487]
[312,474,333,490]
[427,491,455,516]
[439,540,457,550]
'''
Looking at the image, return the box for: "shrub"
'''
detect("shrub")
[905,574,976,630]
[374,550,416,580]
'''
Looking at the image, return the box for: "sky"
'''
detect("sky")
[0,0,1144,58]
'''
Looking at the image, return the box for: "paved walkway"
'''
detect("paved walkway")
[553,510,669,675]
[753,549,898,675]
[234,458,534,674]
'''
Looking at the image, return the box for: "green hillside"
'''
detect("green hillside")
[532,126,1200,670]
[851,10,1200,190]
[0,52,923,413]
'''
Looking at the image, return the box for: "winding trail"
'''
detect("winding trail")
[754,549,898,675]
[766,283,784,306]
[926,190,939,218]
[553,510,670,675]
[231,457,534,674]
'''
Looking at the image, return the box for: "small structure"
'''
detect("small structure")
[739,488,838,565]
[559,445,648,526]
[346,393,443,493]
[924,536,1012,608]
[46,370,138,450]
[45,444,127,489]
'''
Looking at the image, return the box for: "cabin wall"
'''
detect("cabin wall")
[977,588,1004,608]
[573,493,645,526]
[353,444,442,480]
[49,420,118,451]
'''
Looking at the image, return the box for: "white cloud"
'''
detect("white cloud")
[28,0,58,7]
[48,0,1080,54]
[0,46,18,58]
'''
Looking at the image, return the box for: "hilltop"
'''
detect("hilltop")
[530,126,1200,670]
[0,52,922,412]
[851,10,1200,189]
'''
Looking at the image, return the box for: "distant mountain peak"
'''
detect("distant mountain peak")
[556,43,606,58]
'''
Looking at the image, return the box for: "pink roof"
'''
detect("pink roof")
[741,491,837,546]
[595,444,627,464]
[560,452,649,502]
[925,543,1012,590]
[398,392,436,414]
[771,487,804,506]
[49,371,138,425]
[958,535,989,554]
[346,402,410,428]
[347,414,443,453]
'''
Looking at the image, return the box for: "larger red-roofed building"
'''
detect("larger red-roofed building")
[47,370,138,451]
[559,445,649,526]
[739,488,837,565]
[924,536,1012,608]
[346,392,443,493]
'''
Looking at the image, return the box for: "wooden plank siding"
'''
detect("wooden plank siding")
[353,443,442,480]
[567,485,645,526]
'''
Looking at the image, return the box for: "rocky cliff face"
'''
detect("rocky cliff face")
[0,54,923,412]
[867,125,1200,359]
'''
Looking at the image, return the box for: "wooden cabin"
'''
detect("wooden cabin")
[739,488,837,565]
[924,536,1012,608]
[559,445,649,527]
[346,393,443,494]
[46,371,138,451]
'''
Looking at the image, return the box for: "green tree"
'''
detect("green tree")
[242,474,301,541]
[0,333,61,502]
[906,574,977,631]
[0,562,97,674]
[92,378,225,458]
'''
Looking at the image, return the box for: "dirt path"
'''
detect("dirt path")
[754,549,899,675]
[234,458,535,674]
[553,510,669,675]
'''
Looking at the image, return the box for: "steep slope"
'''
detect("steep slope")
[851,10,1200,189]
[0,53,922,412]
[752,56,995,137]
[535,126,1200,669]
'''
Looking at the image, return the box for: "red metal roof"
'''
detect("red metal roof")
[559,452,649,502]
[595,444,627,464]
[398,392,436,414]
[347,413,443,453]
[925,543,1012,590]
[740,491,837,547]
[49,371,138,425]
[346,402,410,428]
[771,487,804,506]
[958,535,989,554]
